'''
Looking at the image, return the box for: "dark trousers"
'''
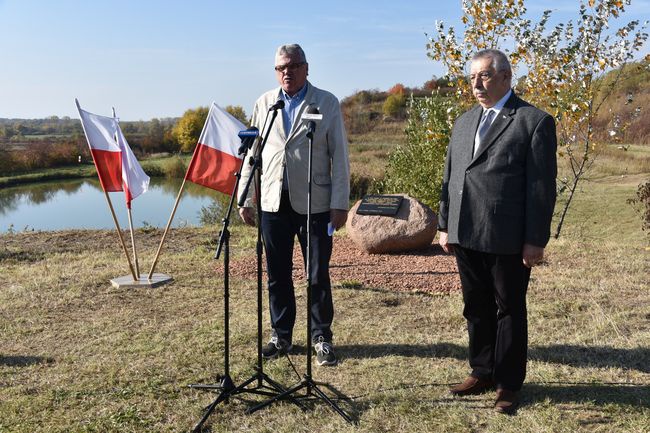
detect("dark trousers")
[454,246,531,391]
[261,191,334,344]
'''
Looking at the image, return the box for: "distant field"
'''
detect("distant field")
[348,119,406,183]
[16,133,75,140]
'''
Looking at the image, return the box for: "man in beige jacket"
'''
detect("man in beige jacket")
[238,44,350,366]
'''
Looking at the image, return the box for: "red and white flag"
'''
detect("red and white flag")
[184,102,245,195]
[76,100,150,208]
[115,125,150,208]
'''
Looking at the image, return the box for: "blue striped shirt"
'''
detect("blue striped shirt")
[280,83,308,137]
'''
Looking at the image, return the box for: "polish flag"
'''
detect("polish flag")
[76,100,150,208]
[115,124,150,208]
[185,102,245,195]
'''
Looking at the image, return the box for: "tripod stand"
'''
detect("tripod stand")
[188,107,303,433]
[246,106,354,423]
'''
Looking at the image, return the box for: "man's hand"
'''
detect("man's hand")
[238,207,256,226]
[522,243,544,268]
[438,231,454,254]
[330,209,348,231]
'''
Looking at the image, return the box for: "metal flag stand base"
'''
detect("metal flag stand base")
[110,273,173,289]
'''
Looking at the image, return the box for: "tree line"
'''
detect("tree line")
[0,106,247,176]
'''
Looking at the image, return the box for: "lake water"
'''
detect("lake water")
[0,178,229,232]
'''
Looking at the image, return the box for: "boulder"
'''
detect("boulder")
[346,194,438,254]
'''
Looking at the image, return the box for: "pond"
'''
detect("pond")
[0,178,230,232]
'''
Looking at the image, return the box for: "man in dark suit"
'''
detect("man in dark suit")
[438,49,557,414]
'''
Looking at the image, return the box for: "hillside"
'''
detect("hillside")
[592,60,650,144]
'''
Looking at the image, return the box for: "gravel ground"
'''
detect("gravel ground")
[224,234,461,294]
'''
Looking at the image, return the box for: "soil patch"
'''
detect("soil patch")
[221,234,461,294]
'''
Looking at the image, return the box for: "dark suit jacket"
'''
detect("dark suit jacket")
[438,93,557,254]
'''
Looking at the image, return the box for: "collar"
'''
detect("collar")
[280,83,308,102]
[484,89,512,115]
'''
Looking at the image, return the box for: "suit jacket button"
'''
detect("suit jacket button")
[465,169,470,174]
[459,189,463,195]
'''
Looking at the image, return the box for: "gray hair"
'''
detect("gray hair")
[472,49,511,73]
[275,44,307,64]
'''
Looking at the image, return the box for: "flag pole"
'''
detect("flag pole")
[127,208,140,277]
[113,107,141,278]
[147,177,187,279]
[147,103,216,280]
[76,99,138,281]
[105,190,139,281]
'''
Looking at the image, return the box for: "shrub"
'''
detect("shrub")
[0,150,16,175]
[162,157,187,179]
[225,105,249,125]
[378,93,458,210]
[382,93,407,119]
[172,107,209,153]
[140,161,165,177]
[0,140,85,175]
[350,172,373,200]
[199,199,222,226]
[388,83,406,95]
[199,194,234,227]
[627,180,650,239]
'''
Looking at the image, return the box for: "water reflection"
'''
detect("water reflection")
[0,181,86,215]
[0,178,231,232]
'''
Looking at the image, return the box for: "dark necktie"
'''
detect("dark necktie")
[474,109,495,156]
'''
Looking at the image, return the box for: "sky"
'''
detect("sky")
[0,0,648,121]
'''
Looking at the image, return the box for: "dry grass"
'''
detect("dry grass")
[1,139,649,432]
[348,120,406,190]
[593,85,650,145]
[587,144,650,179]
[1,222,647,433]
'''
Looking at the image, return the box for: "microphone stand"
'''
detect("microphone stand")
[246,118,354,424]
[188,107,303,433]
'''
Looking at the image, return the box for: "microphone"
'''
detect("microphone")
[237,127,259,156]
[302,105,322,138]
[268,99,285,111]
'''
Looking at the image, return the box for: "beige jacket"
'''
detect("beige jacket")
[237,82,350,214]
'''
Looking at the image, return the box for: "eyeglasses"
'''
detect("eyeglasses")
[470,71,497,82]
[274,62,306,73]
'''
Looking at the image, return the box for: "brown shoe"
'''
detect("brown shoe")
[449,376,495,396]
[494,389,519,415]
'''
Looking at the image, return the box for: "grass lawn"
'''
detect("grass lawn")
[0,144,648,432]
